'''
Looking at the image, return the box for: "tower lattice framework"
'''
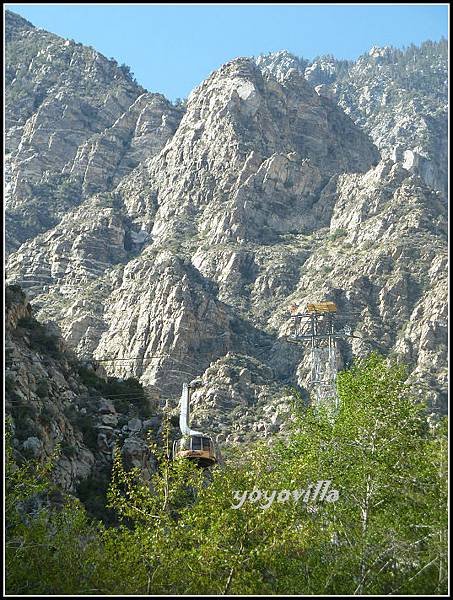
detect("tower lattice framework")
[288,302,354,409]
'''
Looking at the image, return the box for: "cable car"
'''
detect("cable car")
[172,435,217,467]
[172,382,218,467]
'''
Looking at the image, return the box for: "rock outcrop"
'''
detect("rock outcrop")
[6,11,448,455]
[256,41,448,195]
[5,285,160,500]
[5,10,183,252]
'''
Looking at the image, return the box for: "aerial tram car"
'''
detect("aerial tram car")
[172,382,219,468]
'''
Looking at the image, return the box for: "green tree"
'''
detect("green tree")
[5,353,447,595]
[272,353,448,594]
[5,425,103,594]
[102,353,447,595]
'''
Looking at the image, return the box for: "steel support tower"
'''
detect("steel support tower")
[288,302,354,410]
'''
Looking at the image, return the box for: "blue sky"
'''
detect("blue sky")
[6,4,449,100]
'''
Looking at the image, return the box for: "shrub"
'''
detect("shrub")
[35,380,49,398]
[76,469,116,524]
[17,316,62,358]
[329,227,347,241]
[77,365,151,417]
[77,366,105,389]
[321,264,333,274]
[40,405,58,424]
[61,441,77,458]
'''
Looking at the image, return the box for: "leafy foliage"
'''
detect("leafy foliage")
[17,315,62,358]
[5,355,448,594]
[5,424,103,594]
[77,365,151,416]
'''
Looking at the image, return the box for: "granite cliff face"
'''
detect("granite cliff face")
[5,11,183,252]
[6,11,448,458]
[256,42,448,196]
[5,285,160,506]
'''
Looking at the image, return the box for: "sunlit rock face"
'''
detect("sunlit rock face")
[5,10,183,252]
[6,10,448,453]
[257,41,448,196]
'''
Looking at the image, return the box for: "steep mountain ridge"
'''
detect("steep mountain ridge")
[5,285,160,500]
[6,12,448,449]
[256,41,448,195]
[5,11,183,252]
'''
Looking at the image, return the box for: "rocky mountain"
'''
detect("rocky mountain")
[5,284,162,514]
[5,11,183,252]
[5,11,448,458]
[256,41,448,195]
